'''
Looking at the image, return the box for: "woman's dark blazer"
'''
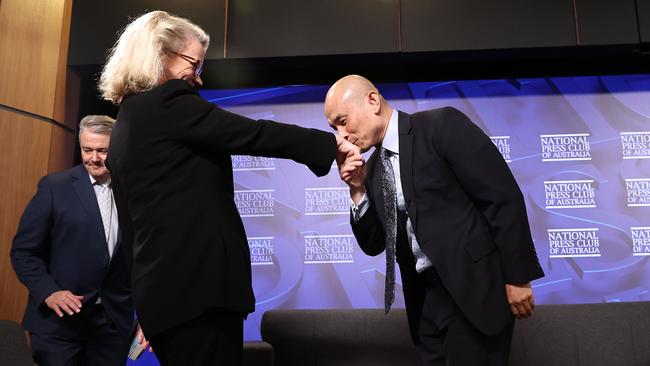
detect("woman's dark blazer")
[107,79,337,337]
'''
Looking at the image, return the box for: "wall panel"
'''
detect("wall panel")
[227,0,400,58]
[639,0,650,43]
[400,0,576,52]
[0,0,74,323]
[0,0,70,119]
[68,0,227,65]
[575,0,639,45]
[0,111,53,322]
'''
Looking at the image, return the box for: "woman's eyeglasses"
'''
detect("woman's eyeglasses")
[171,51,204,77]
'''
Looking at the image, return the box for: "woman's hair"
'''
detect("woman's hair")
[99,10,209,105]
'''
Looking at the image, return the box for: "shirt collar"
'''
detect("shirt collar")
[88,172,111,187]
[380,109,399,155]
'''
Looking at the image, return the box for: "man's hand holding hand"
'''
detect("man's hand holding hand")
[335,135,366,203]
[506,283,535,319]
[339,154,366,204]
[44,290,83,317]
[335,135,360,166]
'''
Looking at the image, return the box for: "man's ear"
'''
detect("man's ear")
[366,91,381,114]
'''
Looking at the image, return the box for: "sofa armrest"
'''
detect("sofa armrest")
[243,340,274,366]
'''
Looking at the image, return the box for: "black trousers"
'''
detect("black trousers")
[149,307,244,366]
[30,304,130,366]
[417,268,514,366]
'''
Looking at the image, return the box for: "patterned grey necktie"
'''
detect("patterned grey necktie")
[379,147,397,314]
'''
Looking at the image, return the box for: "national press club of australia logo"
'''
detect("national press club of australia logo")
[543,180,596,209]
[540,133,591,162]
[304,234,355,264]
[234,189,275,217]
[547,228,600,258]
[304,187,350,215]
[620,131,650,159]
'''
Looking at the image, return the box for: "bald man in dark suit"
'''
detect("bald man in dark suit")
[326,75,544,365]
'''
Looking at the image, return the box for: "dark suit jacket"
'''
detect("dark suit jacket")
[11,164,133,338]
[107,79,337,337]
[352,107,544,343]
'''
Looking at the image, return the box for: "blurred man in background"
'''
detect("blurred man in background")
[11,115,135,366]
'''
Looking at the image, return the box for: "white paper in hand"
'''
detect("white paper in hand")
[128,333,145,360]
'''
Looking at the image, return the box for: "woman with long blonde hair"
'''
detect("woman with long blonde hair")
[100,10,357,365]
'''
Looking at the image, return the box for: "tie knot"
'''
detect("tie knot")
[94,179,111,188]
[380,147,391,160]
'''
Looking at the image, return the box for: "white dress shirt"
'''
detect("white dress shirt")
[351,110,433,272]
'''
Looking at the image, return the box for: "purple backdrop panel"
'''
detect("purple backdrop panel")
[128,74,650,365]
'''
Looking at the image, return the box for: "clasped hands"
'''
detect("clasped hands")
[335,136,367,203]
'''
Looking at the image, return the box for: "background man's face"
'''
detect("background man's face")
[80,130,110,181]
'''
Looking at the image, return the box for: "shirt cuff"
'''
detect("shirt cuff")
[350,193,369,222]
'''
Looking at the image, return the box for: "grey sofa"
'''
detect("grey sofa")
[0,320,36,366]
[254,302,650,366]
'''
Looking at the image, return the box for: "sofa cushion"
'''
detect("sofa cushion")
[509,302,650,366]
[261,309,419,366]
[260,301,650,366]
[243,341,274,366]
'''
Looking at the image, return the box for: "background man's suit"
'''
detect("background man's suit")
[11,164,133,365]
[352,107,544,356]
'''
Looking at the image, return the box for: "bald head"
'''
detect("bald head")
[325,75,378,107]
[324,75,392,152]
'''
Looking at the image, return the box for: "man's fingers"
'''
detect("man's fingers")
[341,162,363,171]
[515,303,527,318]
[521,299,534,318]
[512,300,533,318]
[65,293,82,310]
[51,304,64,317]
[58,302,75,316]
[340,163,363,177]
[343,155,364,165]
[341,164,362,175]
[505,283,536,319]
[510,300,527,318]
[510,304,520,318]
[45,291,85,317]
[63,295,81,312]
[345,158,364,166]
[342,142,360,155]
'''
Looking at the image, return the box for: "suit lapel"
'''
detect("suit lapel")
[71,165,110,259]
[398,111,418,228]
